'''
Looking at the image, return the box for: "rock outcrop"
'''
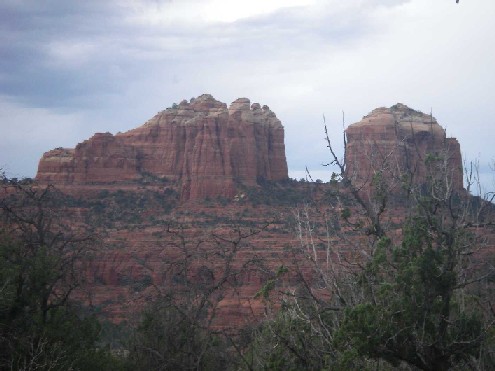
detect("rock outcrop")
[345,103,463,195]
[24,101,492,332]
[36,95,288,200]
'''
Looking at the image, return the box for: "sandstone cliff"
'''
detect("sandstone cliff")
[23,101,494,332]
[345,103,463,195]
[36,95,288,200]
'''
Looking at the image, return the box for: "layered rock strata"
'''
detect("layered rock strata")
[345,103,463,195]
[36,95,288,200]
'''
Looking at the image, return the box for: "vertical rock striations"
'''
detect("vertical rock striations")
[345,103,463,196]
[36,95,288,200]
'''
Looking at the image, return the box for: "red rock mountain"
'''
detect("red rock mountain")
[36,95,288,200]
[345,103,463,194]
[22,101,491,330]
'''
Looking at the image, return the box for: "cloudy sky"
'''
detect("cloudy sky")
[1,0,494,193]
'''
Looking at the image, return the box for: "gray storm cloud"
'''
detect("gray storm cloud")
[1,0,494,192]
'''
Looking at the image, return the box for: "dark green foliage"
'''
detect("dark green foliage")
[85,188,178,227]
[247,298,386,371]
[249,308,330,370]
[254,265,289,299]
[0,181,128,370]
[243,179,310,207]
[335,205,493,370]
[128,299,230,371]
[340,207,351,220]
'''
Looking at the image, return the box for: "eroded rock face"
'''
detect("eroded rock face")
[36,95,288,200]
[345,103,463,195]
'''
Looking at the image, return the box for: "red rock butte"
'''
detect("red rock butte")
[36,94,289,200]
[37,99,464,201]
[345,103,463,194]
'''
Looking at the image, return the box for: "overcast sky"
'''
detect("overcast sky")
[1,0,494,193]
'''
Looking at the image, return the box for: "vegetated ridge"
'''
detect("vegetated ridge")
[3,94,494,370]
[24,96,493,330]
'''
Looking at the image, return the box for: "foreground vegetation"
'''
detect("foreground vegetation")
[1,147,494,371]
